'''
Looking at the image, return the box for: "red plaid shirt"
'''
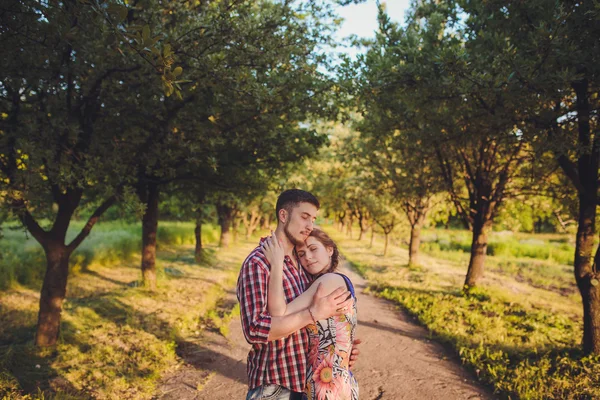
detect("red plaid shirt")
[236,239,311,392]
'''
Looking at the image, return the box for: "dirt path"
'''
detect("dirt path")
[156,264,495,400]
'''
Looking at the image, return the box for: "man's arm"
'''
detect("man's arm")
[237,257,273,344]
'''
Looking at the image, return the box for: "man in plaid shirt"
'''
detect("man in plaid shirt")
[237,189,355,400]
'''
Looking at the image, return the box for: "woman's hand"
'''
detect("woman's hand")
[262,231,284,270]
[264,231,286,316]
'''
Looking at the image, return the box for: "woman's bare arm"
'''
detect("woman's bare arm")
[263,235,352,319]
[282,273,349,316]
[262,234,288,316]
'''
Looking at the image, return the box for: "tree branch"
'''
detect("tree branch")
[67,195,117,252]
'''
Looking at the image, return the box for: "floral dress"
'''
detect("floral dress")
[304,273,358,400]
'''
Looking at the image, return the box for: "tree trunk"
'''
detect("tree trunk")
[141,183,159,289]
[35,242,71,346]
[337,211,345,232]
[232,213,241,243]
[357,211,368,241]
[370,227,375,248]
[571,79,600,354]
[464,217,491,288]
[408,224,422,267]
[245,208,261,239]
[194,217,203,263]
[575,192,600,353]
[405,200,429,267]
[217,204,234,248]
[262,214,271,230]
[346,216,353,238]
[383,232,389,257]
[20,189,114,346]
[357,212,364,241]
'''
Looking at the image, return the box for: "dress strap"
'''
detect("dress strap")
[335,273,356,298]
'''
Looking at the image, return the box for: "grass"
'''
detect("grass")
[419,229,575,266]
[0,221,259,399]
[0,221,220,290]
[328,226,598,400]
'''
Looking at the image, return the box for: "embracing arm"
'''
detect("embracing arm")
[267,279,350,340]
[265,236,287,316]
[262,235,351,318]
[266,280,353,340]
[237,255,351,343]
[281,274,350,316]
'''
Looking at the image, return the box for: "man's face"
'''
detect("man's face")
[282,202,318,246]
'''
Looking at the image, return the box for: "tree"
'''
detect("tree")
[395,0,600,353]
[0,0,152,346]
[351,7,445,265]
[159,186,215,262]
[457,0,600,353]
[365,192,402,257]
[359,2,534,285]
[0,0,336,344]
[98,0,338,287]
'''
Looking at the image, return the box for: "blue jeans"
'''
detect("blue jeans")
[246,384,301,400]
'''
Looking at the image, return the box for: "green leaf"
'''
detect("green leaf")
[108,4,128,22]
[173,66,183,77]
[163,44,172,58]
[165,84,174,97]
[142,25,150,43]
[118,5,128,21]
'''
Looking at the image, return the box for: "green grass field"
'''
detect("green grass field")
[3,221,598,399]
[0,221,260,399]
[328,226,599,400]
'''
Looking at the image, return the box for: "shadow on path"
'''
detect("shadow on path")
[359,319,430,341]
[177,339,247,385]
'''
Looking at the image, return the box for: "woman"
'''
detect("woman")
[263,228,359,400]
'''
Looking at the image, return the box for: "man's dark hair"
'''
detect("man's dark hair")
[275,189,320,220]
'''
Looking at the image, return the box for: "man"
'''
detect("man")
[237,189,358,400]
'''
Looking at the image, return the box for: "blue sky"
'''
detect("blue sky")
[333,0,411,57]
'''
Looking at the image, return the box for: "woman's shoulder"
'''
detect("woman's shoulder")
[313,272,348,291]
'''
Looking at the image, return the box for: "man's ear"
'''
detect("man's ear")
[278,208,288,224]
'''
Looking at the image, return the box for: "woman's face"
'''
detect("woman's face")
[297,236,333,275]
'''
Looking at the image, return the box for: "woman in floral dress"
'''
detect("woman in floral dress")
[263,228,359,400]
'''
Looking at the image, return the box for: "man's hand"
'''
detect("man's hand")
[349,338,361,369]
[309,283,352,321]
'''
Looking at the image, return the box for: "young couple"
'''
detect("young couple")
[237,189,359,400]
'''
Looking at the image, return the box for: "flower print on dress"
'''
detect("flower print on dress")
[308,336,320,366]
[304,273,358,400]
[313,354,343,400]
[338,378,353,400]
[335,316,351,352]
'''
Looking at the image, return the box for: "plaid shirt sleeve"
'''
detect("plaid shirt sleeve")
[237,253,272,344]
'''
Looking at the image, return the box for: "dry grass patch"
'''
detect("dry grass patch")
[0,223,262,400]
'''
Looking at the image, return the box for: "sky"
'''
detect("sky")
[332,0,412,58]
